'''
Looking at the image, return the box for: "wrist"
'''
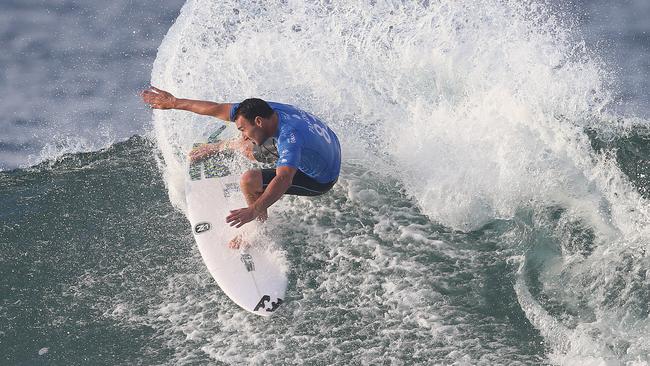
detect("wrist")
[219,140,231,150]
[251,202,265,217]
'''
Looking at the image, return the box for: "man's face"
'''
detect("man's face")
[235,116,266,145]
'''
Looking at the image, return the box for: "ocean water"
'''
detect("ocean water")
[2,0,650,365]
[0,0,184,170]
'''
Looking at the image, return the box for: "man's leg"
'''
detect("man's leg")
[239,169,268,220]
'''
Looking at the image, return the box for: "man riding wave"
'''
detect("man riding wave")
[141,86,341,236]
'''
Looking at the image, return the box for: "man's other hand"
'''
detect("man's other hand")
[189,143,220,163]
[226,206,259,228]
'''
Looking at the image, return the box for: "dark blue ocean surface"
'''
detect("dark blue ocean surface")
[562,0,650,117]
[0,0,184,170]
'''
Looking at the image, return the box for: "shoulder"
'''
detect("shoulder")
[277,124,301,145]
[267,101,296,111]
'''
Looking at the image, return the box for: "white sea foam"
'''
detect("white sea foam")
[24,127,117,168]
[150,0,650,363]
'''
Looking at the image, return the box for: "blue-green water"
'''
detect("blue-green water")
[3,129,650,364]
[1,137,542,364]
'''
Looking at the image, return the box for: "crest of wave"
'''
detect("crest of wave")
[150,0,632,229]
[149,0,650,362]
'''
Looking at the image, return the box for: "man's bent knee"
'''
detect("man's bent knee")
[240,169,263,192]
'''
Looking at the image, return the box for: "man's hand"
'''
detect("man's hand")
[189,143,220,163]
[140,86,232,120]
[226,206,260,228]
[226,166,294,227]
[141,86,177,109]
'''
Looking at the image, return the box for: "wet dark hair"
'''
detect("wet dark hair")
[233,98,274,123]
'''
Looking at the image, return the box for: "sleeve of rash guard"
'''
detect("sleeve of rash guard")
[276,128,302,169]
[229,103,240,121]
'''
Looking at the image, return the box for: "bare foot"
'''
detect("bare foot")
[228,211,266,249]
[228,234,244,249]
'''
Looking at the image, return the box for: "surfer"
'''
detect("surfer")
[141,86,341,236]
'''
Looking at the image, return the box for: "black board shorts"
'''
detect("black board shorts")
[261,168,337,197]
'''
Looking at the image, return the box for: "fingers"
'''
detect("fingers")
[226,210,237,222]
[142,89,163,100]
[141,87,169,109]
[141,87,158,97]
[227,217,243,227]
[226,209,241,224]
[234,216,250,228]
[188,146,215,162]
[226,208,254,228]
[188,145,204,161]
[140,90,158,105]
[140,86,166,100]
[141,86,161,95]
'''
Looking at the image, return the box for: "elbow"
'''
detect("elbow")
[274,166,297,194]
[278,175,293,193]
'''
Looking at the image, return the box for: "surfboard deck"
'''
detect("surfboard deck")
[185,127,287,316]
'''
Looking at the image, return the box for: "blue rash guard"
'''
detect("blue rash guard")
[230,102,341,184]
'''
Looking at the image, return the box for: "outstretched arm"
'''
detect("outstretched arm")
[140,86,233,121]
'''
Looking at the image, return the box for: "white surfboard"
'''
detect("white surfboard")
[185,129,287,316]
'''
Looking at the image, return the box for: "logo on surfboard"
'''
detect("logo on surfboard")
[194,222,211,234]
[253,295,283,312]
[240,253,255,272]
[223,183,240,198]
